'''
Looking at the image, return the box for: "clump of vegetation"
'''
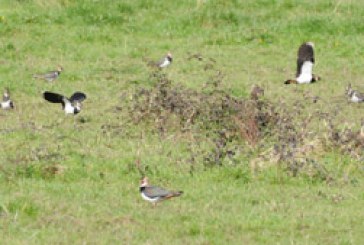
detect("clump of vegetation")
[127,65,363,181]
[129,71,275,143]
[127,70,275,169]
[324,116,364,160]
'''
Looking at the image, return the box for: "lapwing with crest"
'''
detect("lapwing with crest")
[43,91,87,115]
[346,83,364,103]
[148,52,173,69]
[33,66,63,82]
[1,88,14,110]
[139,176,183,206]
[284,42,321,84]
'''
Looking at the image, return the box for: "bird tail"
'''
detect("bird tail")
[33,74,44,79]
[167,191,183,198]
[284,79,297,85]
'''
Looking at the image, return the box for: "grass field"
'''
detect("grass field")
[0,0,364,244]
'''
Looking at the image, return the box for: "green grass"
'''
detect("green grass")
[0,0,364,244]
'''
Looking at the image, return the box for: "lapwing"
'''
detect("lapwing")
[284,42,321,84]
[43,91,87,115]
[33,66,63,82]
[1,88,14,110]
[149,52,173,69]
[139,176,183,206]
[346,83,364,103]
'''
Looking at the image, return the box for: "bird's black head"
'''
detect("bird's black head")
[167,52,173,62]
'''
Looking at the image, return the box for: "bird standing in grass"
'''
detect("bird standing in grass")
[148,52,173,69]
[284,42,321,84]
[139,176,183,206]
[43,91,87,115]
[33,66,63,82]
[346,83,364,103]
[1,88,14,109]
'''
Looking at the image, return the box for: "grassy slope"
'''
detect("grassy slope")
[0,0,363,244]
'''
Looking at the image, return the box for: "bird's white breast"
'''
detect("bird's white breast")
[1,100,12,109]
[159,59,171,68]
[351,93,363,103]
[64,101,75,114]
[141,192,160,203]
[296,61,313,84]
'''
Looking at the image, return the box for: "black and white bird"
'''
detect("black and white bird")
[1,88,14,110]
[149,52,173,69]
[33,66,63,82]
[284,42,321,84]
[346,83,364,103]
[43,91,87,115]
[139,176,183,206]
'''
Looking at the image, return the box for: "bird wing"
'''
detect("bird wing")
[34,71,58,80]
[43,71,58,79]
[70,92,87,103]
[296,59,304,78]
[43,91,65,103]
[156,57,167,67]
[143,186,171,198]
[356,91,364,101]
[297,43,314,62]
[296,43,314,77]
[43,91,67,108]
